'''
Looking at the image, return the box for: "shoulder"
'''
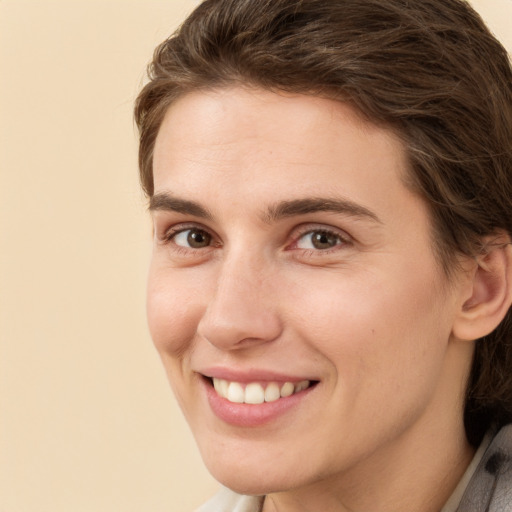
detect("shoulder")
[459,424,512,511]
[195,487,264,512]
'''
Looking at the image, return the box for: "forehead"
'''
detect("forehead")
[152,88,420,229]
[155,87,392,147]
[153,87,409,193]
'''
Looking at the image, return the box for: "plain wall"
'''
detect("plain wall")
[0,1,510,511]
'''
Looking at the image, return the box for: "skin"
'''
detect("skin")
[148,87,477,512]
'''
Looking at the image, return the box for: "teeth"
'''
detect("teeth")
[245,383,265,404]
[227,382,245,403]
[212,378,311,404]
[295,380,309,393]
[264,382,281,402]
[280,382,294,397]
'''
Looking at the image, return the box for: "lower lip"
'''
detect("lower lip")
[203,379,316,427]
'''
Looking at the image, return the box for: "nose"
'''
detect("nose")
[196,251,282,351]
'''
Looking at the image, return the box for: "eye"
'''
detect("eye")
[173,228,212,249]
[296,229,345,250]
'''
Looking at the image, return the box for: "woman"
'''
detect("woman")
[135,1,512,510]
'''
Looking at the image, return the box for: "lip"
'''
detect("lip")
[200,366,317,384]
[199,368,318,427]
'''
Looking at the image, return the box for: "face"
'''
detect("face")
[148,87,472,496]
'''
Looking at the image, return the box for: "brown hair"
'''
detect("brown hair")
[134,0,512,445]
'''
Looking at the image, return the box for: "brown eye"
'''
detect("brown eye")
[297,230,342,250]
[174,228,212,248]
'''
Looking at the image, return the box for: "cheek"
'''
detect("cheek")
[287,264,451,384]
[146,266,205,356]
[285,269,454,453]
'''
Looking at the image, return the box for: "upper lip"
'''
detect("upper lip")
[198,366,318,383]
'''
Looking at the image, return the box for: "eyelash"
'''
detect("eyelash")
[160,224,218,250]
[158,223,352,257]
[288,226,351,255]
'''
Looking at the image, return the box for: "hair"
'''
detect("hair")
[134,0,512,446]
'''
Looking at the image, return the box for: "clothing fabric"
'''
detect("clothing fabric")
[440,430,493,512]
[456,424,512,511]
[195,424,512,512]
[195,487,263,512]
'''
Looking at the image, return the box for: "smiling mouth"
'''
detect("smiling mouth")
[208,377,316,404]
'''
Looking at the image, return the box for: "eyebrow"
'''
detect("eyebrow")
[149,192,381,224]
[149,192,213,220]
[264,197,382,224]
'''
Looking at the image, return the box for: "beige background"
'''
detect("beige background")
[0,1,510,511]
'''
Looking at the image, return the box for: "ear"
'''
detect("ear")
[452,234,512,341]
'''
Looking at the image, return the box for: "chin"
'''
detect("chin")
[209,468,291,497]
[199,441,313,496]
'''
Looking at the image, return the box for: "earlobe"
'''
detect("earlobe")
[452,235,512,342]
